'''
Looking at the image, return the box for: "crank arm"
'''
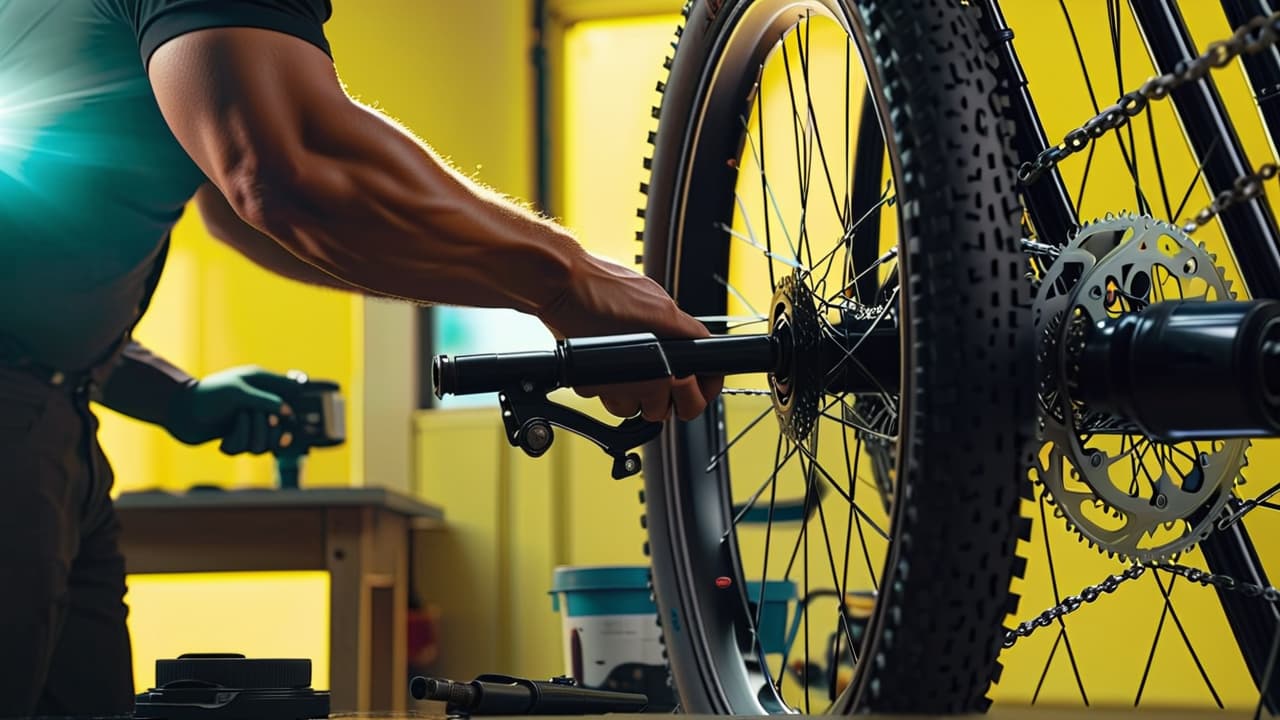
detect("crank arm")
[499,386,662,479]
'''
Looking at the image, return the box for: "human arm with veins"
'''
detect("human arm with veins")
[151,27,721,421]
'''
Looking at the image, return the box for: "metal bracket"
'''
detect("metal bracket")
[498,385,661,479]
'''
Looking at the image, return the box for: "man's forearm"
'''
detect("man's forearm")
[96,341,195,426]
[194,183,401,297]
[232,100,584,317]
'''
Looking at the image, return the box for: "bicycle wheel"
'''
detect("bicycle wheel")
[989,0,1280,711]
[639,0,1034,713]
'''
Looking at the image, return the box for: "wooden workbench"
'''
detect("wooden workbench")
[114,487,444,713]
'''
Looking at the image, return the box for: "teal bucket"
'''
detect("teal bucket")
[548,566,796,706]
[549,565,672,709]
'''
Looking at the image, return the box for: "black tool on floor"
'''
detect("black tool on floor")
[133,653,329,720]
[410,673,648,715]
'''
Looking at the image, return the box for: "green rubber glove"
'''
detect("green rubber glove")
[165,365,298,455]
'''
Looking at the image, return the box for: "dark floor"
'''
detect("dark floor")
[326,711,1262,719]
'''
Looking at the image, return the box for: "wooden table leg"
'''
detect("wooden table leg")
[326,507,410,713]
[371,511,409,710]
[326,507,371,712]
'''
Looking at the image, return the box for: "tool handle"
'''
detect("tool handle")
[410,674,648,715]
[433,333,775,397]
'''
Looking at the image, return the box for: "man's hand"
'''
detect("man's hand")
[165,366,298,455]
[538,253,724,422]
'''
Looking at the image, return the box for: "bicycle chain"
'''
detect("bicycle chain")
[1181,162,1279,233]
[1018,11,1280,203]
[1002,565,1146,648]
[1153,562,1280,603]
[1004,562,1280,648]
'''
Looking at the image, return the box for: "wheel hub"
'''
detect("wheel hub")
[1031,213,1247,561]
[770,274,823,444]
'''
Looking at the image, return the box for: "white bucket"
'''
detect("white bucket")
[548,565,676,710]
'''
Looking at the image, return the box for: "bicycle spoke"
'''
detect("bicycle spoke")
[1152,569,1224,708]
[792,439,889,541]
[1254,620,1280,720]
[794,20,848,229]
[823,286,900,385]
[1038,491,1090,705]
[1075,137,1098,212]
[714,267,770,318]
[799,425,861,659]
[840,415,880,592]
[728,440,800,529]
[795,19,816,277]
[1174,136,1220,222]
[771,433,819,706]
[1217,481,1280,529]
[1032,629,1066,704]
[844,37,851,231]
[819,337,897,415]
[753,434,783,684]
[708,404,775,473]
[1058,0,1102,115]
[695,314,768,325]
[719,223,805,272]
[820,408,894,442]
[1108,0,1149,216]
[803,442,812,712]
[825,243,897,304]
[781,26,814,275]
[1145,99,1174,221]
[757,67,776,290]
[741,116,801,266]
[814,185,895,294]
[754,435,783,629]
[727,193,805,272]
[727,318,771,331]
[1136,575,1174,706]
[830,387,898,429]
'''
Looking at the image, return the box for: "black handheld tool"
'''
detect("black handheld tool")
[273,370,345,488]
[410,673,648,715]
[433,332,775,478]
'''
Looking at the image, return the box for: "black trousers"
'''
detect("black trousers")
[0,365,133,718]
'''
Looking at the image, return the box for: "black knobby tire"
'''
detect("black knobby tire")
[638,0,1034,713]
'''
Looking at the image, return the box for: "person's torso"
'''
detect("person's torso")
[0,0,207,371]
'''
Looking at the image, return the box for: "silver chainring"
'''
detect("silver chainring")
[1031,213,1248,562]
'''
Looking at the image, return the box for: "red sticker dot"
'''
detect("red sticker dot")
[715,576,732,589]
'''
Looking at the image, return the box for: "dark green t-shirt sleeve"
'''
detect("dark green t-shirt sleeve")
[107,0,334,69]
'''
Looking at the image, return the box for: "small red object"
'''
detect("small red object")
[715,576,732,589]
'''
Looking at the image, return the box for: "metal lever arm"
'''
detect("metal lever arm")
[499,385,661,479]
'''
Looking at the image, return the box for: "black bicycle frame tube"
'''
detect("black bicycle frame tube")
[1130,6,1280,711]
[1221,0,1280,157]
[1132,0,1280,297]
